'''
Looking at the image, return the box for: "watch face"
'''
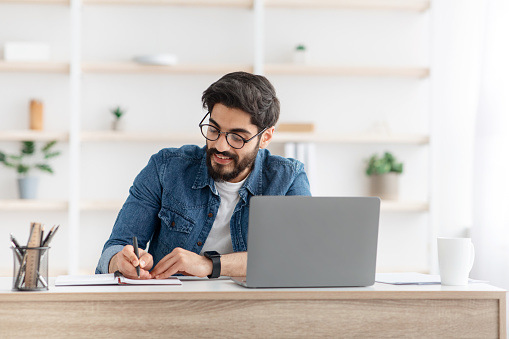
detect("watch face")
[205,251,220,258]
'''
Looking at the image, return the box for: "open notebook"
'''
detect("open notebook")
[55,271,182,286]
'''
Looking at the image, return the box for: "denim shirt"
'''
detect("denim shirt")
[95,145,311,274]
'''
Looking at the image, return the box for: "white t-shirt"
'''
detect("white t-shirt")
[200,179,245,255]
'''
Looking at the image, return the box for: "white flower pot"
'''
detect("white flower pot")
[17,176,39,199]
[112,119,125,131]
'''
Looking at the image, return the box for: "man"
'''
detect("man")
[95,71,311,279]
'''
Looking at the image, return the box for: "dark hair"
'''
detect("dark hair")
[202,71,280,131]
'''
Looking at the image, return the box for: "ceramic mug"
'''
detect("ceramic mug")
[437,237,475,286]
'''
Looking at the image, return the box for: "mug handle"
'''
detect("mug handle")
[468,242,475,272]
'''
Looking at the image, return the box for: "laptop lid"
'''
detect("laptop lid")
[243,196,380,288]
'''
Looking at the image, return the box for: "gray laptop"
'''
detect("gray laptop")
[231,196,380,288]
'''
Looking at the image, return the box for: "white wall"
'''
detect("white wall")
[0,2,479,276]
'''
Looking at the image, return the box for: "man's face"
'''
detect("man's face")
[205,103,262,183]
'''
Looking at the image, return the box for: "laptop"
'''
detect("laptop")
[231,196,380,288]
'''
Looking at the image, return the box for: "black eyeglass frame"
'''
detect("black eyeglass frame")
[199,112,268,149]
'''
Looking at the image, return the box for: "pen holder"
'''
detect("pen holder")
[12,246,50,291]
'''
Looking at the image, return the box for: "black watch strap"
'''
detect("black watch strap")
[204,251,221,279]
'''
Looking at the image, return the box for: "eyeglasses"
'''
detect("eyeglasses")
[199,112,267,149]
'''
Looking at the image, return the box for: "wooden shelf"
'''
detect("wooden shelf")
[0,61,69,73]
[80,0,430,11]
[0,130,428,145]
[83,0,252,7]
[82,62,253,74]
[381,201,429,212]
[265,0,430,12]
[264,64,429,78]
[80,130,203,143]
[81,62,429,78]
[0,130,69,142]
[0,0,430,11]
[0,199,68,211]
[273,133,430,144]
[80,200,123,211]
[80,130,429,145]
[0,0,68,4]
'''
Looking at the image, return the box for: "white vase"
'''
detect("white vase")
[112,119,124,131]
[17,176,39,199]
[293,49,308,64]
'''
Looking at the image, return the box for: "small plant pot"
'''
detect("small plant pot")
[111,119,124,131]
[18,176,39,199]
[293,49,308,64]
[369,172,399,200]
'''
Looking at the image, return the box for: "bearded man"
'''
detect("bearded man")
[96,71,311,279]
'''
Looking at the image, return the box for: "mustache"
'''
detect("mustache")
[207,148,238,160]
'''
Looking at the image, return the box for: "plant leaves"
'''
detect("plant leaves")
[366,152,404,175]
[42,140,57,152]
[44,151,61,159]
[35,164,54,174]
[21,141,35,155]
[17,164,30,175]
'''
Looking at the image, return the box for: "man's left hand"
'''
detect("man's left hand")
[150,247,213,279]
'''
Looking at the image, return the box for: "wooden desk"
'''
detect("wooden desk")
[0,277,505,338]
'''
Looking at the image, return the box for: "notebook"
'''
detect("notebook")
[231,196,380,288]
[55,271,182,286]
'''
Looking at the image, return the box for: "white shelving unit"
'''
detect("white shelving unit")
[0,0,431,274]
[0,130,69,142]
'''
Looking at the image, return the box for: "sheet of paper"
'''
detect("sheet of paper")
[55,274,181,286]
[375,272,488,285]
[375,272,441,285]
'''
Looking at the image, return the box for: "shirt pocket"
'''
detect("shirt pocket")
[158,208,195,250]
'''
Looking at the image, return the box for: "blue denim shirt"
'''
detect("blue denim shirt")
[96,145,311,274]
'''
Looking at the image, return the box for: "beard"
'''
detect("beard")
[206,144,259,182]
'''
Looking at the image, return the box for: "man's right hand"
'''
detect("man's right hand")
[108,245,153,279]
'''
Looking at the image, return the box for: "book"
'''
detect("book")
[55,272,182,286]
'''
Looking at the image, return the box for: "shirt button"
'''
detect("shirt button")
[197,242,203,246]
[208,212,213,218]
[171,221,175,227]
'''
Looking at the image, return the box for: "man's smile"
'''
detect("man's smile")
[213,152,234,165]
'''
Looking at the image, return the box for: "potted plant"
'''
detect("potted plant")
[111,106,126,131]
[293,44,308,64]
[365,151,403,200]
[0,141,61,199]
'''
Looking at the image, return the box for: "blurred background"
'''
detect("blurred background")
[0,0,507,290]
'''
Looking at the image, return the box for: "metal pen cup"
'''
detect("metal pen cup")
[12,246,50,291]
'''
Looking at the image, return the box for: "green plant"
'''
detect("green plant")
[366,151,403,176]
[111,106,126,119]
[0,141,61,176]
[295,44,306,51]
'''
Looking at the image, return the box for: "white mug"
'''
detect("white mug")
[437,237,475,286]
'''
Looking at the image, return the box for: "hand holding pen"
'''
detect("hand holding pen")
[109,238,153,279]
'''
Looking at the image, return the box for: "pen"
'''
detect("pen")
[133,236,140,278]
[42,225,59,247]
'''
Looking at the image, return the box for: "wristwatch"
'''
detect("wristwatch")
[204,251,221,279]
